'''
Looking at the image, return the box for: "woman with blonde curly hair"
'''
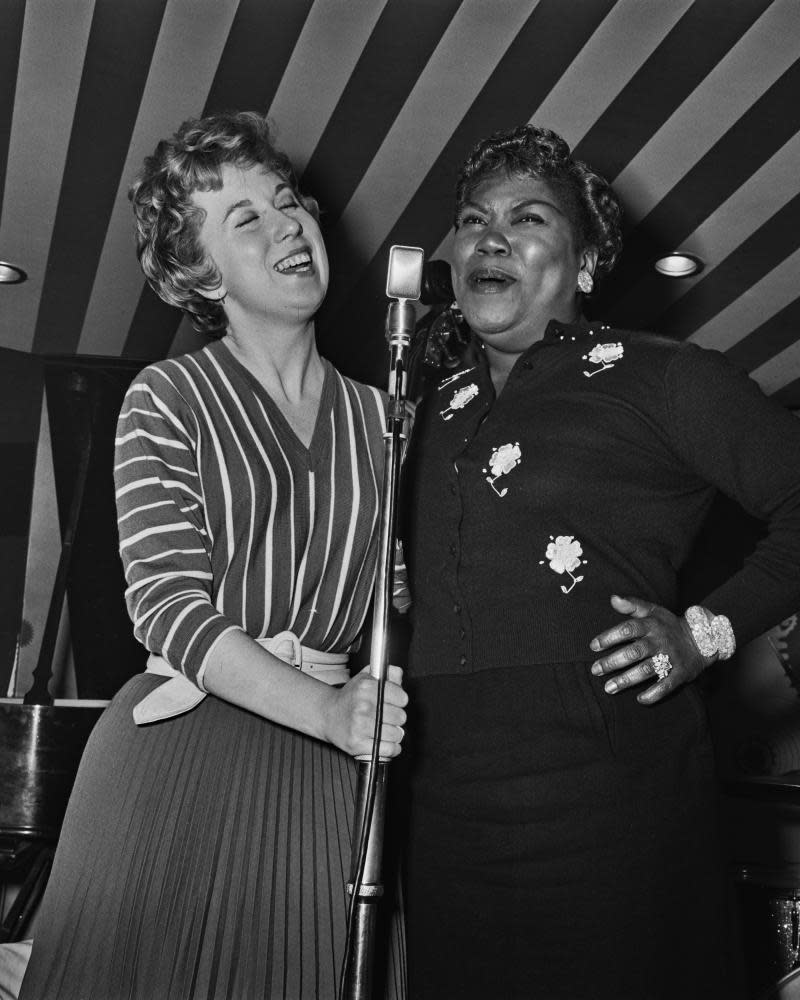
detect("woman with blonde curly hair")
[401,123,800,998]
[19,110,407,1000]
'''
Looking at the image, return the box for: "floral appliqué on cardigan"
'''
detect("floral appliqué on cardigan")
[582,342,624,378]
[484,442,521,497]
[540,535,587,593]
[440,383,479,421]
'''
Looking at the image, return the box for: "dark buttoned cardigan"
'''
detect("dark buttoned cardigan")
[404,316,800,678]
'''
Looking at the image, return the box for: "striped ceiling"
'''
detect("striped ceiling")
[1,0,800,402]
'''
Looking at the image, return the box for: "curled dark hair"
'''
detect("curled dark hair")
[129,110,315,337]
[455,124,623,283]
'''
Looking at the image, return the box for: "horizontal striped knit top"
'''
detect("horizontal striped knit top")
[114,339,387,687]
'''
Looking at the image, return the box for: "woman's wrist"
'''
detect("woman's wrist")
[316,683,342,746]
[684,605,736,661]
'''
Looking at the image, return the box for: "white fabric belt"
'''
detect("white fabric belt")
[133,631,350,726]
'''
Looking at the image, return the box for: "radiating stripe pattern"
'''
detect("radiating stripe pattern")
[114,340,385,684]
[1,0,800,400]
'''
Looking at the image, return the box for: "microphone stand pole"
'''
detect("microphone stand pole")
[341,293,416,1000]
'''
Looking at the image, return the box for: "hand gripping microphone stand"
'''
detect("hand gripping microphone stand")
[339,246,424,1000]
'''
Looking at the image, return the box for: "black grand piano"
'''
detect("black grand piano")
[0,349,146,940]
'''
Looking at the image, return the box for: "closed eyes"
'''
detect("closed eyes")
[234,201,300,228]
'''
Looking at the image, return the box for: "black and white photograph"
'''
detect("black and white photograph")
[0,2,799,997]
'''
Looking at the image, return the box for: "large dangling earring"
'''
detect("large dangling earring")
[577,269,594,294]
[423,301,471,369]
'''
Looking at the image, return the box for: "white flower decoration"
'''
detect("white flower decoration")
[539,534,587,593]
[440,383,479,421]
[483,442,521,497]
[582,342,624,377]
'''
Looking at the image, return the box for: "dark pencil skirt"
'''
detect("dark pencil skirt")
[19,674,406,1000]
[402,661,728,1000]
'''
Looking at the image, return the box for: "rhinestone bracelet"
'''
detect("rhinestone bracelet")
[711,614,736,660]
[684,605,736,661]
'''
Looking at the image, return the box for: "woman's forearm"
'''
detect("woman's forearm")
[200,629,408,758]
[201,628,335,740]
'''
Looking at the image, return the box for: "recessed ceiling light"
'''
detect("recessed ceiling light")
[0,261,27,284]
[653,252,703,278]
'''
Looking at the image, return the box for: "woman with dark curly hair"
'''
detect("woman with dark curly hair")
[401,124,800,998]
[18,111,408,1000]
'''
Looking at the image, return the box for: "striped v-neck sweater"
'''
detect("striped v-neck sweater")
[114,338,387,686]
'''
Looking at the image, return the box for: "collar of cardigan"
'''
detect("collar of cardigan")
[541,315,616,344]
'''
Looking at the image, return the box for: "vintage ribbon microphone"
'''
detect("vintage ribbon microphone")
[340,245,424,1000]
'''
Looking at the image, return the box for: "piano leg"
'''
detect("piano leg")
[0,843,53,944]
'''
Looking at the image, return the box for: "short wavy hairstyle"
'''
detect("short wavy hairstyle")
[129,110,315,337]
[454,124,623,284]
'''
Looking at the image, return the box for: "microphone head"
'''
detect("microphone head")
[386,245,424,301]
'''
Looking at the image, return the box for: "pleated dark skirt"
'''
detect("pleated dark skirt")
[19,675,406,1000]
[402,661,730,1000]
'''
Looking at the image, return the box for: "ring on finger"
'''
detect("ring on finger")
[652,652,673,681]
